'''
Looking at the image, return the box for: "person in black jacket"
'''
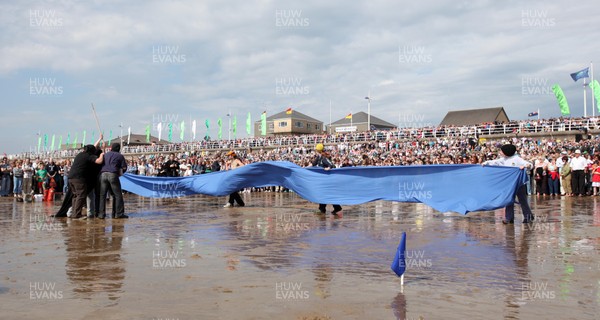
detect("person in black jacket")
[312,144,342,216]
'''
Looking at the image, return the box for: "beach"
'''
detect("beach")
[1,193,599,319]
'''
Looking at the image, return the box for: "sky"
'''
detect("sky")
[1,0,600,154]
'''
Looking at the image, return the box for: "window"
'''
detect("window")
[295,121,303,128]
[307,124,312,129]
[315,125,320,130]
[278,121,288,127]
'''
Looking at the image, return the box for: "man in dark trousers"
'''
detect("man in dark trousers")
[312,143,342,216]
[482,144,534,224]
[67,135,104,219]
[99,142,128,219]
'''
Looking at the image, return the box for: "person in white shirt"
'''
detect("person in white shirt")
[483,144,534,224]
[556,151,568,195]
[570,150,588,196]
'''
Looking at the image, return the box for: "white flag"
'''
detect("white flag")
[127,127,131,144]
[192,120,197,140]
[157,122,162,141]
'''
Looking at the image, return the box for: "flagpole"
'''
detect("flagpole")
[329,100,332,135]
[592,61,595,117]
[538,108,540,120]
[584,78,588,118]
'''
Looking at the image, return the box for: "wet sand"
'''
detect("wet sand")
[1,193,600,320]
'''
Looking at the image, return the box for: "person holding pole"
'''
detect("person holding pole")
[482,144,534,224]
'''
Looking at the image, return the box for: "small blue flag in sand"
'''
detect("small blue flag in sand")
[391,232,407,280]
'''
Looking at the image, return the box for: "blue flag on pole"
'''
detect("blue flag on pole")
[570,67,589,82]
[391,232,407,277]
[528,111,538,117]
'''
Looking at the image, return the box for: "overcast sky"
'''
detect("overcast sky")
[1,0,600,154]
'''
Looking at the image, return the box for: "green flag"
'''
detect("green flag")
[217,118,222,140]
[552,84,570,116]
[232,116,237,138]
[145,125,151,142]
[261,111,267,136]
[66,133,71,146]
[180,120,185,140]
[82,130,87,146]
[50,134,55,151]
[91,131,95,143]
[108,130,112,145]
[73,133,78,148]
[58,136,63,150]
[246,112,252,135]
[37,136,42,152]
[205,119,210,140]
[43,134,48,148]
[590,80,600,113]
[168,123,173,142]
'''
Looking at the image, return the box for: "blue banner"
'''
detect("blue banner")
[119,161,527,214]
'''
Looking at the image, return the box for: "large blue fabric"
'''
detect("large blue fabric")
[119,161,527,214]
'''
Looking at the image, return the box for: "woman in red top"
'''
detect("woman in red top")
[591,161,600,196]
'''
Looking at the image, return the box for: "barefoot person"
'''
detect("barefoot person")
[483,144,534,224]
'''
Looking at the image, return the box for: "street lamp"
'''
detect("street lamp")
[227,111,231,141]
[365,92,371,131]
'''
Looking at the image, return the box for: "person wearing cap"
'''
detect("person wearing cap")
[570,150,587,196]
[483,144,534,224]
[223,151,245,208]
[98,142,128,219]
[312,143,342,216]
[65,134,104,219]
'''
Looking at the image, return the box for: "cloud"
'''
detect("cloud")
[1,0,600,153]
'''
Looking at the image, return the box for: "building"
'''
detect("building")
[439,107,510,126]
[329,111,396,133]
[112,133,170,146]
[254,109,324,137]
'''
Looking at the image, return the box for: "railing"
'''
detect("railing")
[12,118,600,159]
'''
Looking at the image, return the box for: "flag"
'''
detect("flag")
[66,133,71,146]
[43,134,48,148]
[179,121,185,140]
[552,84,571,116]
[73,133,78,148]
[168,123,173,142]
[58,136,62,150]
[590,80,600,112]
[108,130,112,145]
[205,119,210,129]
[145,125,151,142]
[37,136,41,152]
[232,116,237,138]
[261,111,267,136]
[345,113,352,119]
[217,118,222,140]
[82,130,87,146]
[191,120,197,140]
[50,134,55,151]
[91,130,95,143]
[286,107,292,114]
[127,126,131,144]
[246,112,252,135]
[528,111,538,117]
[570,67,590,82]
[391,232,407,277]
[157,123,162,141]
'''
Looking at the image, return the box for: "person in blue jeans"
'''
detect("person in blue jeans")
[12,160,24,198]
[483,144,534,224]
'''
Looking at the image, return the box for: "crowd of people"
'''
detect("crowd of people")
[2,117,600,207]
